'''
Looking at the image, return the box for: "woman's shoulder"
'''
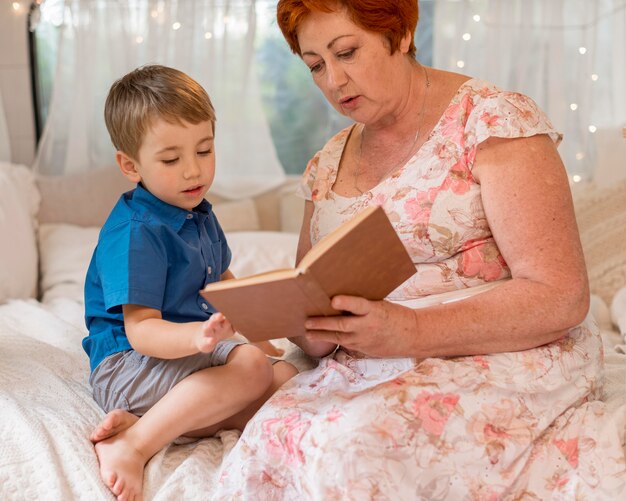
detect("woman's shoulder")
[448,75,561,146]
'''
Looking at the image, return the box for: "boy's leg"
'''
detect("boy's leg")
[94,344,274,500]
[91,359,298,442]
[185,359,298,437]
[90,409,138,443]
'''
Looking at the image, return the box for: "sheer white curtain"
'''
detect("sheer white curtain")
[0,90,10,162]
[33,0,285,199]
[432,0,626,183]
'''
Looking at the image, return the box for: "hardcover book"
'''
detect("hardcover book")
[200,205,415,342]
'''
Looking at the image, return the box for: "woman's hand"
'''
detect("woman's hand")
[304,295,417,358]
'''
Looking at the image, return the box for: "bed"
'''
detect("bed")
[1,162,625,500]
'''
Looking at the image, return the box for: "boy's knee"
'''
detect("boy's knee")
[230,344,273,395]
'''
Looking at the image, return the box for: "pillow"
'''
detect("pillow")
[226,231,299,278]
[0,163,40,302]
[211,198,261,232]
[36,165,133,227]
[37,223,299,304]
[36,165,262,232]
[38,223,100,303]
[573,179,626,305]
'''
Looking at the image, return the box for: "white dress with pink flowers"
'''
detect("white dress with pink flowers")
[215,79,626,499]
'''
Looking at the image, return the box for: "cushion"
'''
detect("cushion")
[36,165,133,227]
[38,223,100,303]
[225,231,298,278]
[212,198,261,232]
[0,163,40,302]
[37,165,262,232]
[573,179,626,305]
[37,223,299,304]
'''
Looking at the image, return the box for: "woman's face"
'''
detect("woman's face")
[297,8,412,126]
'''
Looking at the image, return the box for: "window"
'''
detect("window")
[29,0,435,175]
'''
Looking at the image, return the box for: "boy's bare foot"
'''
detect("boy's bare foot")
[91,409,139,443]
[95,430,147,501]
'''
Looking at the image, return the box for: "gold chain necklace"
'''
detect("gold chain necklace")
[354,65,430,194]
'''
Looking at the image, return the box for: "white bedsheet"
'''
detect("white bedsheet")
[1,296,625,500]
[0,298,241,500]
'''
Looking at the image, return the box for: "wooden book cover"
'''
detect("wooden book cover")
[200,205,415,341]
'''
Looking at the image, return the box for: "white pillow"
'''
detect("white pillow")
[38,223,99,303]
[0,163,40,303]
[211,198,261,232]
[226,231,299,278]
[37,224,299,304]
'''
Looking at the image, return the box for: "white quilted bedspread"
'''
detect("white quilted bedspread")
[0,298,239,501]
[1,297,625,500]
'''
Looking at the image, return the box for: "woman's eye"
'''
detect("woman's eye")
[197,149,212,156]
[162,158,179,165]
[309,62,324,74]
[337,49,356,60]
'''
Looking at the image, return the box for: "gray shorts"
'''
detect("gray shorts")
[89,339,244,416]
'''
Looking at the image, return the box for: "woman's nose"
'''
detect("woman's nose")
[326,61,348,89]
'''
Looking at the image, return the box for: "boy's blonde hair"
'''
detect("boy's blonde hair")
[104,65,216,160]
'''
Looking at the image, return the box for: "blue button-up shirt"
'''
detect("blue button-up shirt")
[83,184,231,372]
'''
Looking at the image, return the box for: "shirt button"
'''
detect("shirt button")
[186,214,193,219]
[207,266,212,274]
[201,303,209,310]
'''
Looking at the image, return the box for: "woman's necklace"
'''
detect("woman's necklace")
[353,65,430,194]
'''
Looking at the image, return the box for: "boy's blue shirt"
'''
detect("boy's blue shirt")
[83,184,231,372]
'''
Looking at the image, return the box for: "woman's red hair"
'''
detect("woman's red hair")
[276,0,419,58]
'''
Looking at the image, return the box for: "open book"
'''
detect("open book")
[200,205,416,342]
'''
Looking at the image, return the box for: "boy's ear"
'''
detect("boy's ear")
[116,151,142,183]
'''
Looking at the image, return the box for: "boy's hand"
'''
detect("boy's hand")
[196,312,234,353]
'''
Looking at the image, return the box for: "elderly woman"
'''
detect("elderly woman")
[213,0,626,498]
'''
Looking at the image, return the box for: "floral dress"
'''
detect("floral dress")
[215,79,626,499]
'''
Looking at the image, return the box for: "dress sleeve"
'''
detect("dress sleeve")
[465,91,563,149]
[296,150,322,201]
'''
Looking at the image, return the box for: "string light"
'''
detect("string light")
[135,36,143,44]
[204,32,213,39]
[12,2,21,11]
[172,22,181,30]
[453,9,608,182]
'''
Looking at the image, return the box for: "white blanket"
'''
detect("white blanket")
[2,296,625,500]
[0,298,241,500]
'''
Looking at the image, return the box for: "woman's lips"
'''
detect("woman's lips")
[339,95,360,110]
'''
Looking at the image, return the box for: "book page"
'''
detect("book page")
[202,267,301,292]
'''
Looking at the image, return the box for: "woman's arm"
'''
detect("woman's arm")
[288,200,338,357]
[304,134,590,358]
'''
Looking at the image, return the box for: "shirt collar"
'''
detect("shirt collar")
[132,183,213,230]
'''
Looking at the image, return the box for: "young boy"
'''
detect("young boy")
[83,64,297,500]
